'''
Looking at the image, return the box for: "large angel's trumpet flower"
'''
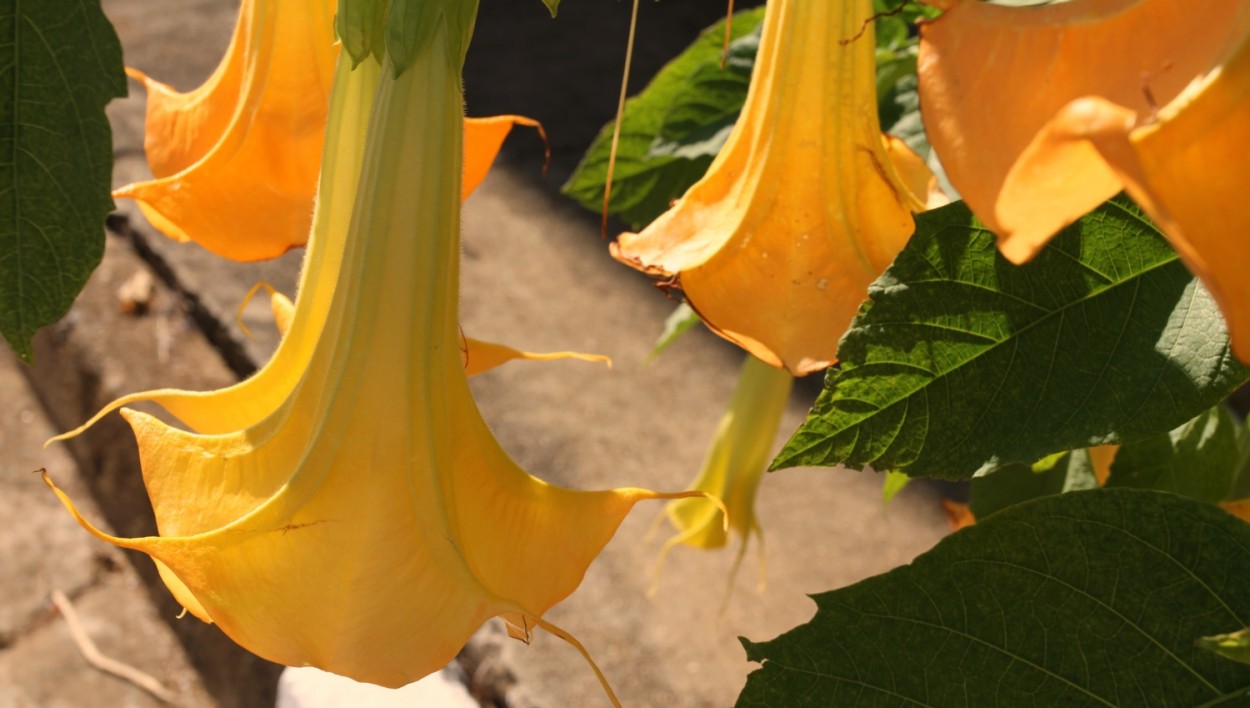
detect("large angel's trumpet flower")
[918,0,1250,358]
[612,0,941,376]
[46,16,703,698]
[612,0,940,577]
[119,0,545,262]
[60,62,578,449]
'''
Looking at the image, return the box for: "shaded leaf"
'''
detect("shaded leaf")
[645,30,756,162]
[0,1,125,361]
[1107,406,1240,503]
[1228,425,1250,502]
[774,198,1250,479]
[739,489,1250,707]
[969,449,1096,519]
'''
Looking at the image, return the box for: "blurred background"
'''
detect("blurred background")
[0,1,950,706]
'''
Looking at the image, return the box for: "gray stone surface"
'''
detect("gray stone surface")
[0,347,214,707]
[19,231,284,707]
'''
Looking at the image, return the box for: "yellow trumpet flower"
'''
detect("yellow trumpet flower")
[118,0,543,263]
[117,0,338,261]
[47,19,701,699]
[918,0,1250,358]
[613,0,940,582]
[612,0,940,376]
[651,354,792,597]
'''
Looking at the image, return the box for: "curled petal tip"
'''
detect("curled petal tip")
[123,66,150,83]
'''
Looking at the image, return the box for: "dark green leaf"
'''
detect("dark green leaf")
[1107,406,1240,503]
[969,449,1097,519]
[0,1,125,362]
[873,0,936,158]
[645,30,756,162]
[774,198,1250,479]
[1228,426,1250,501]
[878,68,927,157]
[738,490,1250,707]
[562,7,765,228]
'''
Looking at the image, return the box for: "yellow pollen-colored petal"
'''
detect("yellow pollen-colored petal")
[918,0,1250,261]
[652,354,793,599]
[613,0,933,374]
[116,0,339,261]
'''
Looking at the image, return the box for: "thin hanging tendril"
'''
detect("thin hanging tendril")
[532,615,623,708]
[602,0,641,238]
[235,281,281,339]
[721,0,735,69]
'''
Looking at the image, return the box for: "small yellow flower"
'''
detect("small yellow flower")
[612,0,940,376]
[48,24,697,697]
[918,0,1250,358]
[651,354,792,596]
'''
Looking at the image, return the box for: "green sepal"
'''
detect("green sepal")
[337,0,389,66]
[385,0,479,76]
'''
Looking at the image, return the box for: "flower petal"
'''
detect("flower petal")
[918,0,1250,261]
[653,354,793,593]
[613,0,930,374]
[1118,33,1250,358]
[461,338,610,377]
[116,0,338,261]
[463,116,546,200]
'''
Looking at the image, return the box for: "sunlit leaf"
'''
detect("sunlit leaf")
[0,2,125,361]
[739,490,1250,707]
[881,470,910,504]
[774,198,1250,479]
